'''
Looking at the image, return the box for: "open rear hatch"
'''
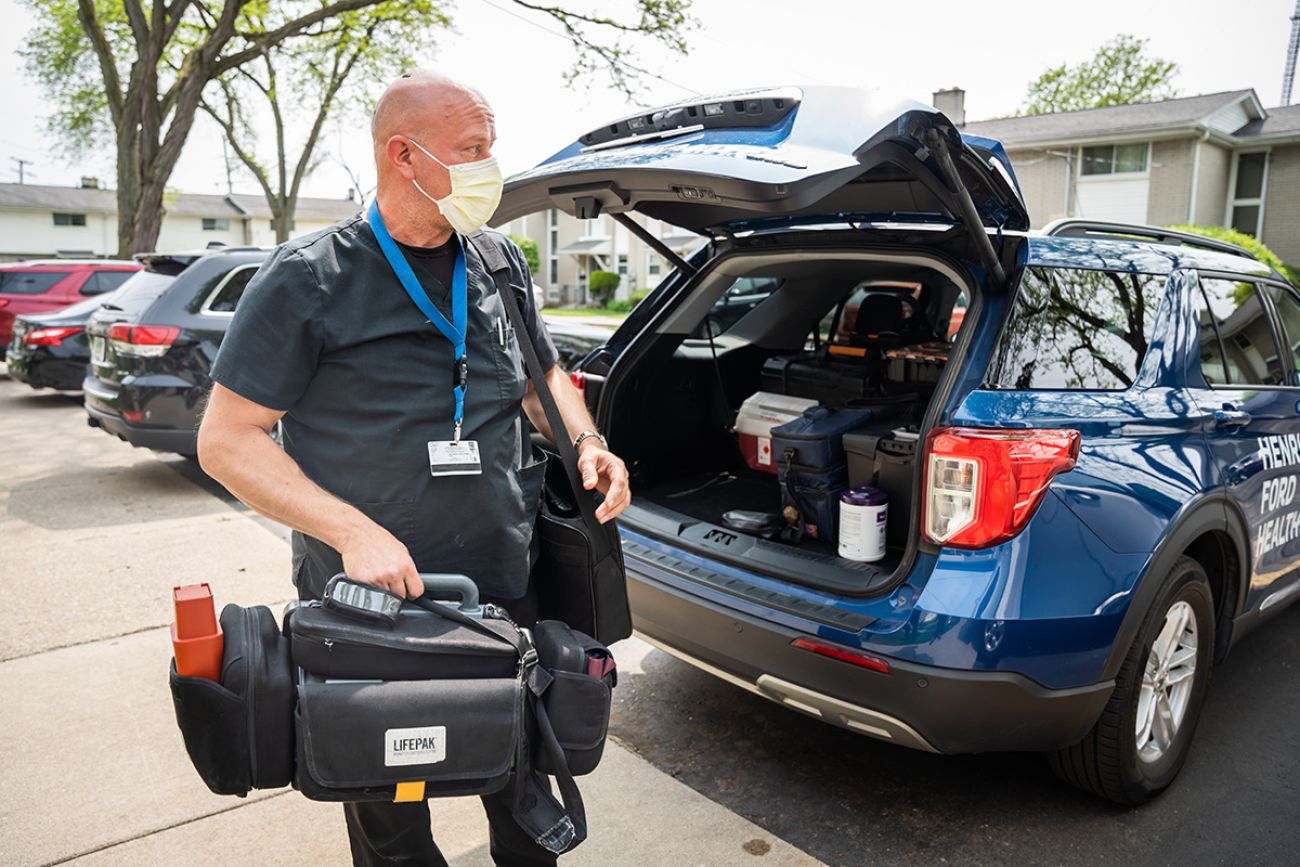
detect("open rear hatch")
[493,86,1026,595]
[493,85,1027,280]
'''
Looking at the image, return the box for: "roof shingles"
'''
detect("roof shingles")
[962,90,1268,146]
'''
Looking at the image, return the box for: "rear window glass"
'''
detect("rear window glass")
[203,265,258,313]
[986,267,1166,390]
[0,270,72,295]
[96,271,175,317]
[691,276,782,338]
[1195,277,1285,386]
[82,270,136,295]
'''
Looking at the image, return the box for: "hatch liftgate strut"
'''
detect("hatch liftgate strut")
[610,212,697,277]
[923,130,1007,286]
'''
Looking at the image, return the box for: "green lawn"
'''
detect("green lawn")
[543,306,628,319]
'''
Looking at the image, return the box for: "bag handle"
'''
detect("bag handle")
[464,231,613,563]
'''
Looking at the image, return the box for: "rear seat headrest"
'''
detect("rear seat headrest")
[854,293,907,339]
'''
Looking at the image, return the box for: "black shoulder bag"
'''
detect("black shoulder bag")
[465,231,632,645]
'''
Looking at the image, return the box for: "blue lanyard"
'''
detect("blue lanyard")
[367,200,468,441]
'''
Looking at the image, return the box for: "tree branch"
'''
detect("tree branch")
[75,0,125,123]
[213,0,391,75]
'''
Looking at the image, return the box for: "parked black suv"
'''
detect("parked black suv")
[83,248,268,455]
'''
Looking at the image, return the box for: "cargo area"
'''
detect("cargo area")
[607,250,970,594]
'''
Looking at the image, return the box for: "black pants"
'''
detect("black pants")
[343,585,558,867]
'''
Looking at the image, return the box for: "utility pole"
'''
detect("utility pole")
[1284,0,1300,105]
[11,157,34,184]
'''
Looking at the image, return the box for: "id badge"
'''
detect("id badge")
[428,440,482,476]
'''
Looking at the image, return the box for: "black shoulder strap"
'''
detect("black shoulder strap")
[465,231,613,562]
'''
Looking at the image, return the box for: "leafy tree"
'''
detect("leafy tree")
[21,0,694,257]
[1021,35,1178,115]
[508,234,540,275]
[588,269,620,306]
[201,4,439,244]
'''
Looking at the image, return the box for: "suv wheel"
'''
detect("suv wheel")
[1049,556,1214,805]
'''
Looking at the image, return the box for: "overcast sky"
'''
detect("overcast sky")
[1,0,1295,201]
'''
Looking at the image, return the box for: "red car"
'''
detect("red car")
[0,260,140,346]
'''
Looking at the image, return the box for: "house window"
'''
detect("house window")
[548,257,558,285]
[1080,143,1148,176]
[549,208,558,228]
[647,253,661,277]
[203,217,231,231]
[1228,152,1268,238]
[53,213,86,227]
[617,254,628,276]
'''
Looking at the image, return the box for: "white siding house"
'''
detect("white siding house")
[0,181,358,260]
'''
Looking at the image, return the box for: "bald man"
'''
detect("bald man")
[198,71,629,865]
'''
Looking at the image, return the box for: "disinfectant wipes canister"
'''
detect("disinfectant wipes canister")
[839,486,888,562]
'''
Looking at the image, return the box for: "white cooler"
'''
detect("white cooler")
[735,391,818,474]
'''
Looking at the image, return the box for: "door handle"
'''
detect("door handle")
[1214,409,1252,430]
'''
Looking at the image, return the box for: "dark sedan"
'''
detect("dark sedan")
[6,289,126,390]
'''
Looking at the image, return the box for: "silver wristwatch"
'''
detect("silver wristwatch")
[572,430,607,451]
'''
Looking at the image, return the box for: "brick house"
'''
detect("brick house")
[941,88,1300,263]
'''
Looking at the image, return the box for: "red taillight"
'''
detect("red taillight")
[107,324,179,357]
[922,427,1080,548]
[0,299,9,309]
[569,369,587,399]
[791,637,891,674]
[25,326,83,346]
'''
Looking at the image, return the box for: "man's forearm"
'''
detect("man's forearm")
[523,365,597,447]
[199,425,368,550]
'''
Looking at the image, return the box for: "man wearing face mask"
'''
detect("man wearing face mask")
[197,70,630,866]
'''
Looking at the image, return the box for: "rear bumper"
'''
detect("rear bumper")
[84,395,197,455]
[627,559,1114,754]
[5,351,85,390]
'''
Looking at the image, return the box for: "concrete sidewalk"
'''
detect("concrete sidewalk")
[0,378,821,867]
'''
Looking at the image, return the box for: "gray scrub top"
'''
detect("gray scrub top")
[211,215,560,599]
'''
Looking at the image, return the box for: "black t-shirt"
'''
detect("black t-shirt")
[211,215,560,599]
[397,236,458,295]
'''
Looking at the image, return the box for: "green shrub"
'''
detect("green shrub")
[1168,225,1299,284]
[507,235,540,275]
[605,299,633,313]
[587,270,621,306]
[630,288,651,303]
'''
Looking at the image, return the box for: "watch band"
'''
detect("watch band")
[572,430,607,451]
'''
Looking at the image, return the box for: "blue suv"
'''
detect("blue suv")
[494,87,1300,805]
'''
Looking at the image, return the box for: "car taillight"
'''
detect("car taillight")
[107,323,180,357]
[25,326,83,346]
[922,427,1080,548]
[569,369,587,399]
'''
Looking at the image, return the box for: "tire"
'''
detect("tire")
[1049,556,1215,806]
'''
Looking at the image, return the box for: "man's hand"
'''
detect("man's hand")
[577,441,631,523]
[339,521,425,599]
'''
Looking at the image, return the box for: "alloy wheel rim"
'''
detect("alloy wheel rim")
[1135,600,1198,763]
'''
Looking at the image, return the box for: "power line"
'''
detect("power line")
[475,0,700,97]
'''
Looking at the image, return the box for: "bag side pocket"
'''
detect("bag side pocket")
[538,671,611,777]
[169,660,253,796]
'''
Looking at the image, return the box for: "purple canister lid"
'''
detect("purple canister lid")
[841,485,888,506]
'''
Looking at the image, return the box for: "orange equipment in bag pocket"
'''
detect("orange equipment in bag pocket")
[172,583,223,681]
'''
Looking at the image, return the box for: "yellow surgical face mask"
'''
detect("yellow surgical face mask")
[407,137,503,235]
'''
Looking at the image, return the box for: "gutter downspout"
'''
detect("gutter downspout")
[1187,129,1211,224]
